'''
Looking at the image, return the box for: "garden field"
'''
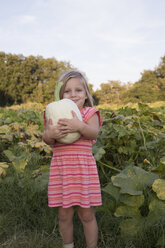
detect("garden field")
[0,102,165,248]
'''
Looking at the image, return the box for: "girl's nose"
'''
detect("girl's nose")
[71,90,76,97]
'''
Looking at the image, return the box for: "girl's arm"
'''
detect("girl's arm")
[58,111,99,140]
[42,130,56,145]
[78,113,99,140]
[42,118,68,145]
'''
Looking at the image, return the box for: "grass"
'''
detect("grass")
[0,230,62,248]
[0,212,162,248]
[0,176,163,248]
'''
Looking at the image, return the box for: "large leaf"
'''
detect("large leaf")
[160,157,165,165]
[120,194,144,207]
[116,197,165,239]
[3,150,28,171]
[147,198,165,224]
[0,162,9,169]
[0,167,7,178]
[152,179,165,200]
[152,157,165,177]
[119,216,146,239]
[152,162,165,178]
[111,166,158,195]
[93,146,105,161]
[27,140,52,154]
[115,205,141,218]
[34,172,49,191]
[102,182,120,202]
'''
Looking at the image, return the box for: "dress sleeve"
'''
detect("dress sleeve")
[83,107,102,129]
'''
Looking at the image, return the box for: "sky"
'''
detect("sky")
[1,0,165,90]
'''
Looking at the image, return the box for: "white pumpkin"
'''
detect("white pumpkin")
[45,98,82,144]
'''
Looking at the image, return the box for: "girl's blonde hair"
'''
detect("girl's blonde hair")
[58,69,93,107]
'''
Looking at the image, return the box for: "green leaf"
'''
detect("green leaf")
[0,162,9,169]
[3,150,28,171]
[111,166,158,195]
[93,146,105,161]
[152,160,165,178]
[116,197,165,239]
[160,156,165,165]
[115,205,141,218]
[119,216,146,239]
[152,179,165,200]
[147,198,165,224]
[3,150,16,162]
[120,194,144,207]
[34,172,49,191]
[102,182,120,202]
[54,81,63,101]
[113,124,127,137]
[0,167,7,178]
[118,146,128,155]
[138,102,150,114]
[0,125,10,134]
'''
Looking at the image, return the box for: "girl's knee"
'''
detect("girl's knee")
[78,207,95,223]
[81,214,94,223]
[58,207,74,222]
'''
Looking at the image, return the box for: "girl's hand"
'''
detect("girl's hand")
[57,111,82,133]
[44,118,68,140]
[58,111,99,140]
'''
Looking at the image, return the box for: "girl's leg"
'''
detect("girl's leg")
[77,206,98,248]
[58,207,74,246]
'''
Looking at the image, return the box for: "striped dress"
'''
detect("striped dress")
[48,107,102,208]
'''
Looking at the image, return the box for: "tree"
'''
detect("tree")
[123,55,165,103]
[94,81,127,104]
[0,52,72,106]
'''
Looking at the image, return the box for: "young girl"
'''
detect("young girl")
[43,70,102,248]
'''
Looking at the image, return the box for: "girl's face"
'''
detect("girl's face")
[63,77,87,110]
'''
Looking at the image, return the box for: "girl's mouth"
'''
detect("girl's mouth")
[72,99,78,103]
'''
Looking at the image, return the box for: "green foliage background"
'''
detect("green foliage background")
[0,52,72,106]
[1,51,165,106]
[0,103,165,247]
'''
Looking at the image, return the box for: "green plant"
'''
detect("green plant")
[1,102,165,247]
[103,166,165,246]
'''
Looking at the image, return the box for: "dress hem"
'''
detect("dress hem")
[48,203,102,208]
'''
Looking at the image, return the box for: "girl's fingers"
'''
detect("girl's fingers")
[58,119,67,125]
[59,131,68,137]
[71,110,76,117]
[48,118,53,125]
[60,129,68,134]
[71,110,77,118]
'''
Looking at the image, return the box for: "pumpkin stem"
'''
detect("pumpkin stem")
[54,81,63,101]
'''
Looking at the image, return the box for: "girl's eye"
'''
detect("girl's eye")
[64,90,70,93]
[76,89,82,92]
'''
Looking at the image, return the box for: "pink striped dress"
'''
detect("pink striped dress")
[48,107,102,208]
